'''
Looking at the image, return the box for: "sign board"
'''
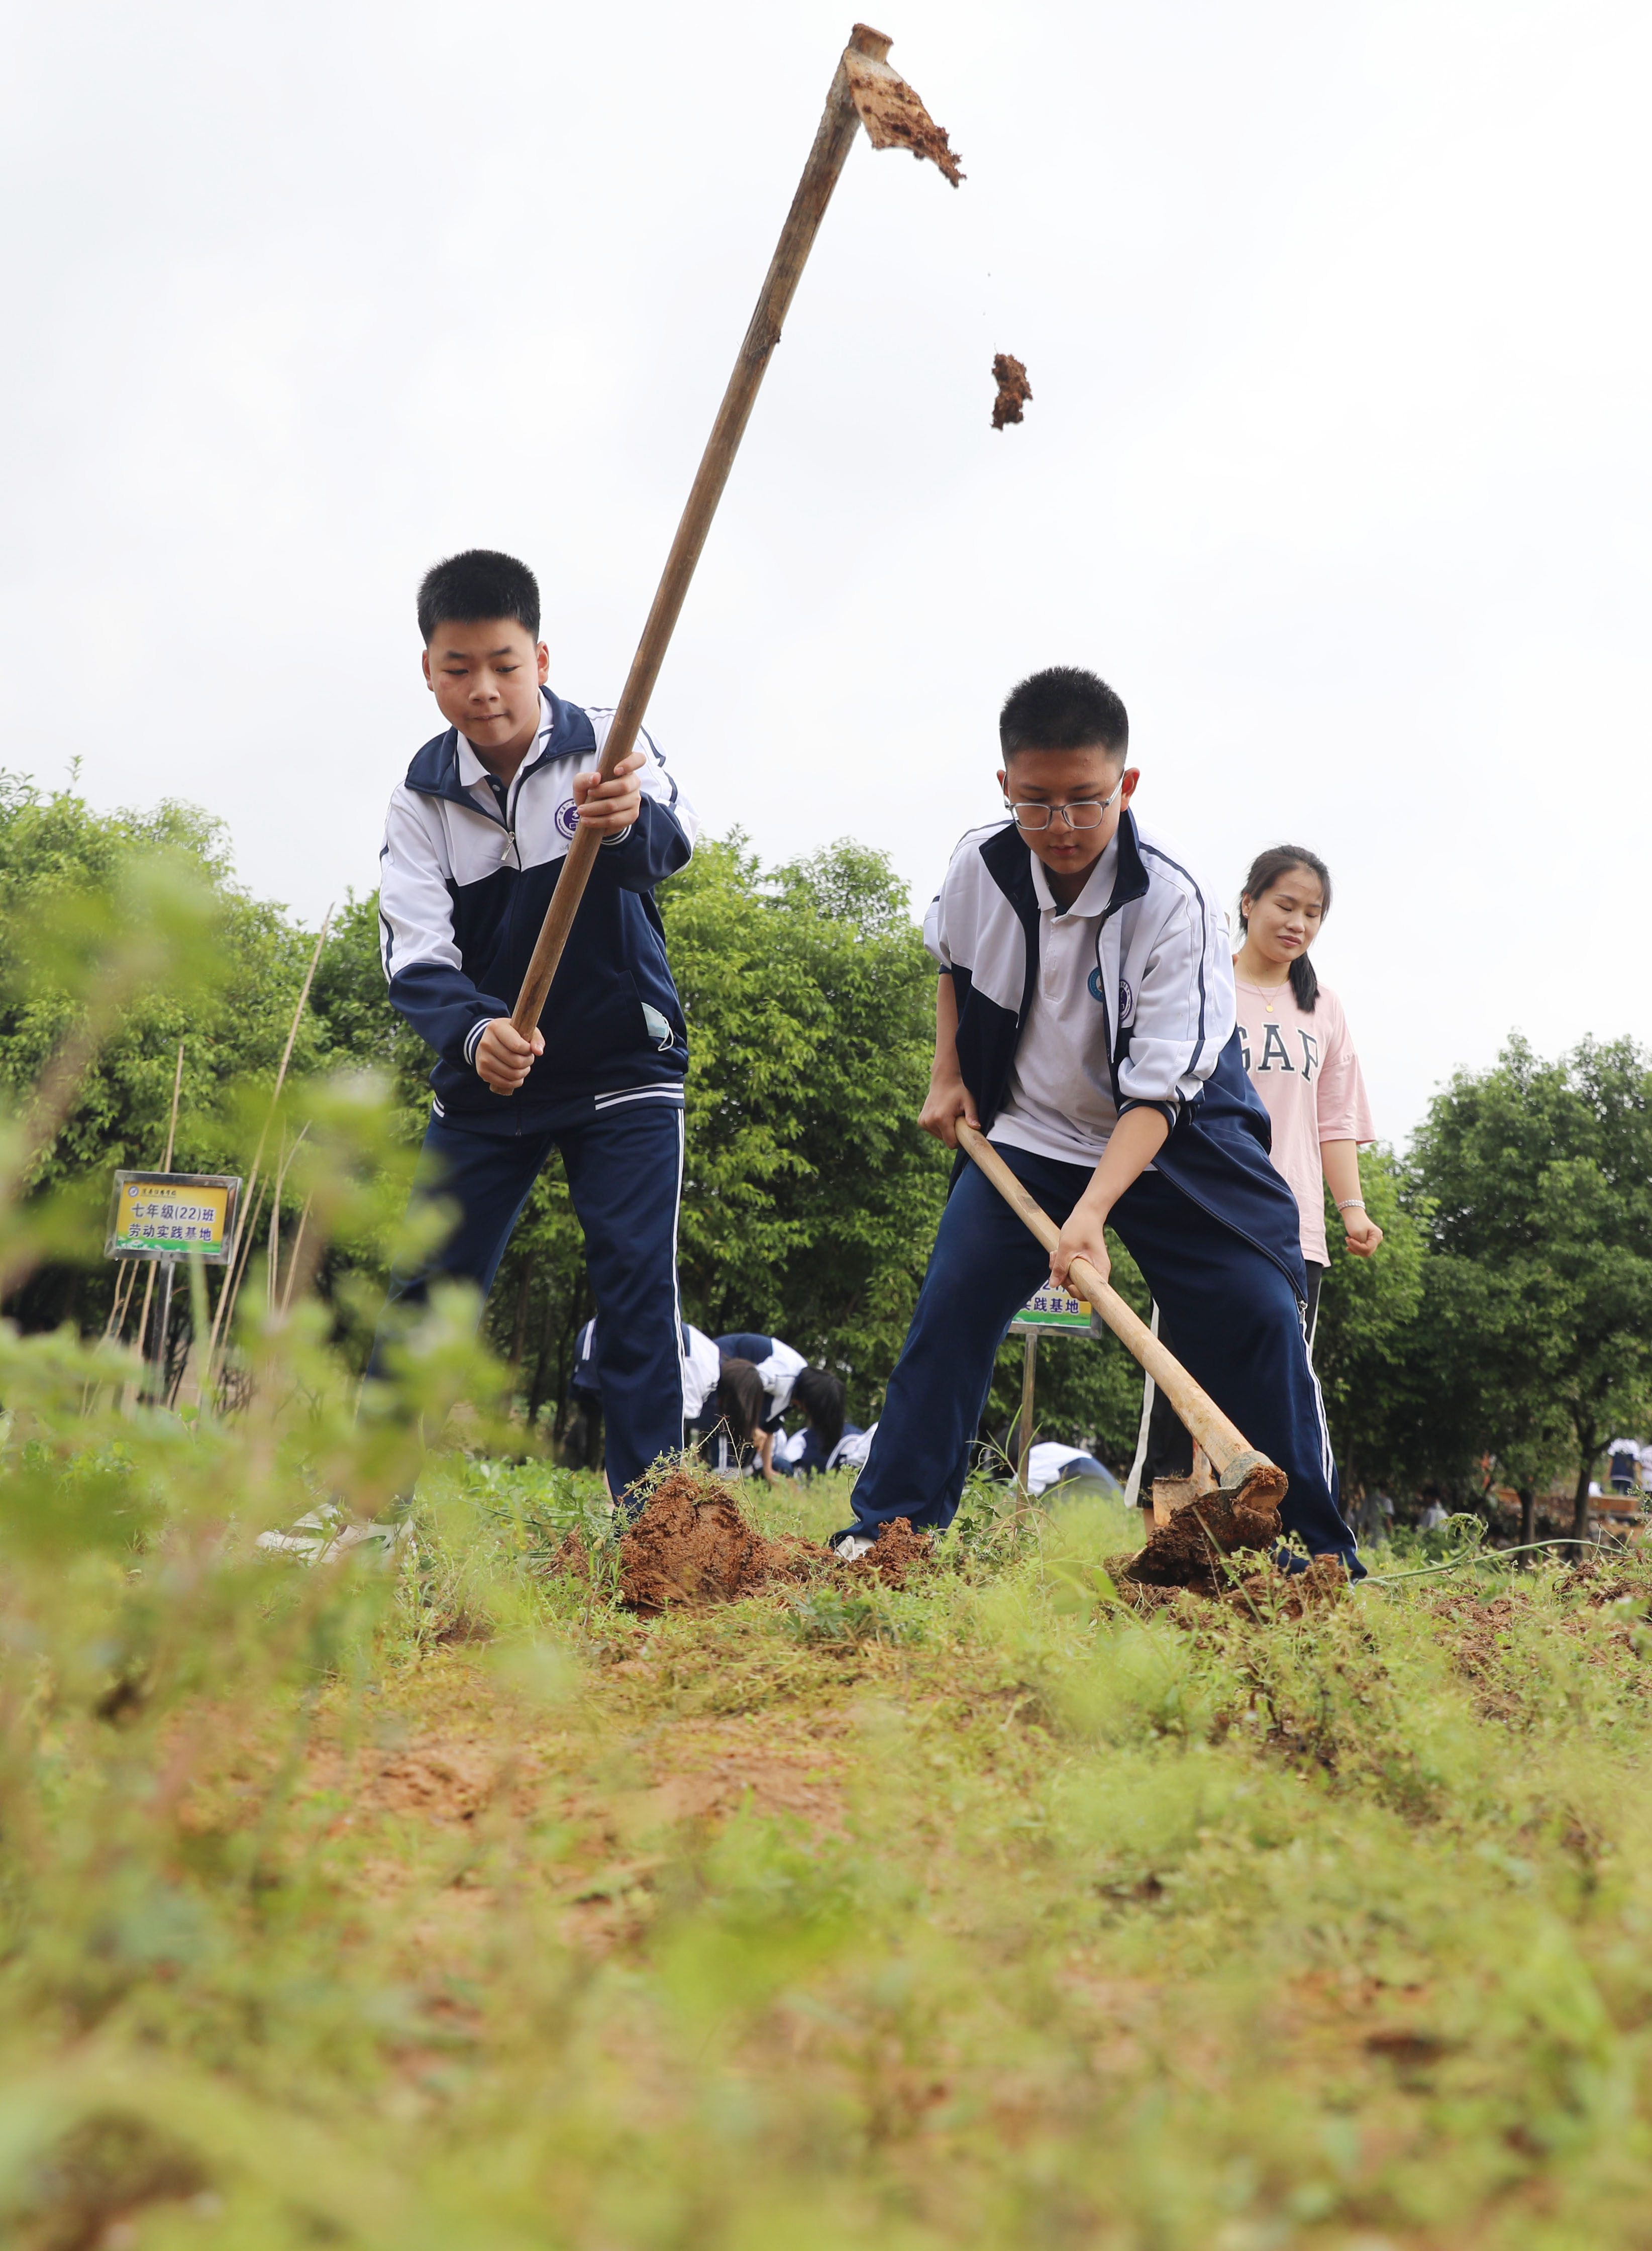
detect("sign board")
[106,1171,241,1264]
[1009,1281,1092,1336]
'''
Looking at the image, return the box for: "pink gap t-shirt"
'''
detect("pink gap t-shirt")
[1234,976,1375,1266]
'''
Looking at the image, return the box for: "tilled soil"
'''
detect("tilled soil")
[991,352,1032,429]
[557,1469,933,1615]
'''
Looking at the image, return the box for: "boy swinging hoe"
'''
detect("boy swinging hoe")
[832,665,1361,1579]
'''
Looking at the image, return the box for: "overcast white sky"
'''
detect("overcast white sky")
[2,0,1647,1142]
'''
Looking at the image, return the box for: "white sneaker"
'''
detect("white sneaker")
[255,1507,337,1561]
[256,1507,413,1567]
[321,1518,415,1567]
[831,1531,876,1562]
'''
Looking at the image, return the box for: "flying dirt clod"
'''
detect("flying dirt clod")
[992,353,1032,430]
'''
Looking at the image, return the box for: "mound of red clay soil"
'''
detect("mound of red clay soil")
[1119,1465,1289,1600]
[608,1469,831,1615]
[841,1516,935,1590]
[991,352,1032,430]
[557,1476,938,1615]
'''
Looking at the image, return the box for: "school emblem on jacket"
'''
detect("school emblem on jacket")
[555,798,580,840]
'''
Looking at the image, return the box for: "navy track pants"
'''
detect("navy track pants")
[371,1103,686,1503]
[850,1140,1358,1568]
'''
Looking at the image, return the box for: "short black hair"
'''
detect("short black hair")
[999,666,1128,759]
[417,549,541,645]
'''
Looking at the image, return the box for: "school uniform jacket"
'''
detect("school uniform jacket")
[925,808,1308,1298]
[379,687,698,1130]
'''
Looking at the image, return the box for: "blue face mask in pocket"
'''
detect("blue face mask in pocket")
[642,1003,675,1051]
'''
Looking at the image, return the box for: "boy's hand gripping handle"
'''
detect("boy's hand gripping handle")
[511,24,920,1042]
[954,1121,1275,1494]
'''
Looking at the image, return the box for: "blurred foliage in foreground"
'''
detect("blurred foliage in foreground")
[8,1329,1652,2249]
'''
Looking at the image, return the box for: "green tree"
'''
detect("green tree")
[1309,1146,1434,1491]
[0,774,332,1335]
[1410,1036,1652,1537]
[661,835,951,1404]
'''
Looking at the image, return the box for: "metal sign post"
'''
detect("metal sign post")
[1006,1283,1092,1496]
[106,1171,241,1406]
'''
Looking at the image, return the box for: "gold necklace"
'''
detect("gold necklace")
[1240,965,1291,1014]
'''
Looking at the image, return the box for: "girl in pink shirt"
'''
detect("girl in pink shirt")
[1129,843,1383,1507]
[1233,845,1382,1341]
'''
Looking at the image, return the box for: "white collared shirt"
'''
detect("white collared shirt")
[455,697,555,826]
[992,838,1123,1167]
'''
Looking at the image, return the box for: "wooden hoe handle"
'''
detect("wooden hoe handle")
[954,1121,1275,1494]
[512,24,904,1039]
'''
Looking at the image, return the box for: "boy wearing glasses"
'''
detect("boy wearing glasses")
[833,665,1359,1572]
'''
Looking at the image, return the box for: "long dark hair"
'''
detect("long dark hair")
[714,1359,766,1447]
[1237,845,1332,1013]
[791,1366,847,1454]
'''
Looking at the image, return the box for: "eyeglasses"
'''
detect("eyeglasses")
[1004,775,1125,832]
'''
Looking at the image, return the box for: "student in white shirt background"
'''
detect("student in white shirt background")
[569,1316,720,1474]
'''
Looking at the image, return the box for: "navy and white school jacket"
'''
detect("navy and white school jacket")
[379,686,698,1130]
[714,1333,806,1428]
[925,809,1307,1299]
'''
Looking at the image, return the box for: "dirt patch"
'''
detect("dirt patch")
[1120,1466,1288,1598]
[643,1713,849,1832]
[991,352,1032,430]
[370,1742,504,1822]
[846,50,965,186]
[560,1466,832,1616]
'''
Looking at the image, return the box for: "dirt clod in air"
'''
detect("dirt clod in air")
[841,1516,935,1589]
[991,353,1032,431]
[1121,1465,1289,1599]
[559,1466,832,1616]
[846,53,965,186]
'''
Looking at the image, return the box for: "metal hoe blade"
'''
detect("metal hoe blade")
[844,29,965,185]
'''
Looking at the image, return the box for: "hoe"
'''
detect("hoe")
[956,1122,1291,1594]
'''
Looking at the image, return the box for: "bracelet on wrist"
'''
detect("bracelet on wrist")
[1337,1198,1366,1211]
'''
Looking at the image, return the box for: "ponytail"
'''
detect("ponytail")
[1237,844,1332,1016]
[1288,954,1320,1011]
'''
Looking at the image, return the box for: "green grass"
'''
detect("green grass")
[7,1348,1652,2249]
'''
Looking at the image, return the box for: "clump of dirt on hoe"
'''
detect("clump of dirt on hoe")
[558,1466,932,1615]
[1107,1463,1352,1616]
